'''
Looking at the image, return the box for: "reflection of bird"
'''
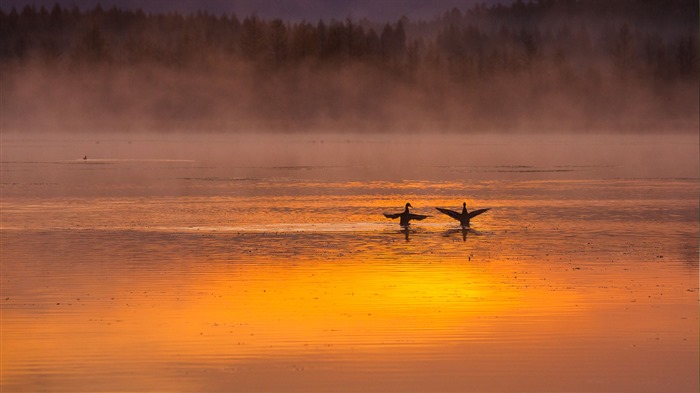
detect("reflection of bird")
[436,202,489,228]
[443,227,470,242]
[384,203,430,227]
[400,227,411,242]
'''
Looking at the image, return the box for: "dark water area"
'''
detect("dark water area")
[1,133,698,392]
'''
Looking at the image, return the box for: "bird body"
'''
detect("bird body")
[384,203,430,227]
[436,202,489,228]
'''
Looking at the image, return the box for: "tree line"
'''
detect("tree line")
[1,1,697,132]
[2,1,697,80]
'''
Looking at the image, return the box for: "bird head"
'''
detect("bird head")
[406,203,413,209]
[462,202,467,207]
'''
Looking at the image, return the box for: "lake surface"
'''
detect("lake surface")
[1,133,698,392]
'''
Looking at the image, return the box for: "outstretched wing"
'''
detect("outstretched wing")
[409,213,430,221]
[467,208,490,219]
[435,207,462,221]
[384,212,401,219]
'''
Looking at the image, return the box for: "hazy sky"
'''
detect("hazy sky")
[1,0,508,21]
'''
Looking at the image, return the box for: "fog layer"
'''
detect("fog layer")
[1,1,697,133]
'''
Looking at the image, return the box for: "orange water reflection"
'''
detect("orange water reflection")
[2,173,698,392]
[4,223,698,392]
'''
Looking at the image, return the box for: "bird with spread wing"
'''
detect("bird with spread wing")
[436,202,490,228]
[384,203,430,227]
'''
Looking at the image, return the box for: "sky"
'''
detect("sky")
[1,0,508,21]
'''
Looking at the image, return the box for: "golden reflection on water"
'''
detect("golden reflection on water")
[2,236,589,391]
[148,259,579,353]
[3,215,698,392]
[1,148,698,391]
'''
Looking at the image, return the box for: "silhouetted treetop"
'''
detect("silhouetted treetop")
[1,1,695,76]
[1,1,696,132]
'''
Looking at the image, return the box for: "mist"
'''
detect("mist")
[1,1,698,134]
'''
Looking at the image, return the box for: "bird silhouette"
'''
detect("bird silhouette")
[436,202,489,228]
[384,203,430,227]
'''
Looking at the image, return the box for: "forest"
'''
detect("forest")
[1,0,698,133]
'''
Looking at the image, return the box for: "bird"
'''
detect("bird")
[436,202,490,228]
[384,203,430,227]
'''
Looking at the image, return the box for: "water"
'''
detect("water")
[1,133,698,392]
